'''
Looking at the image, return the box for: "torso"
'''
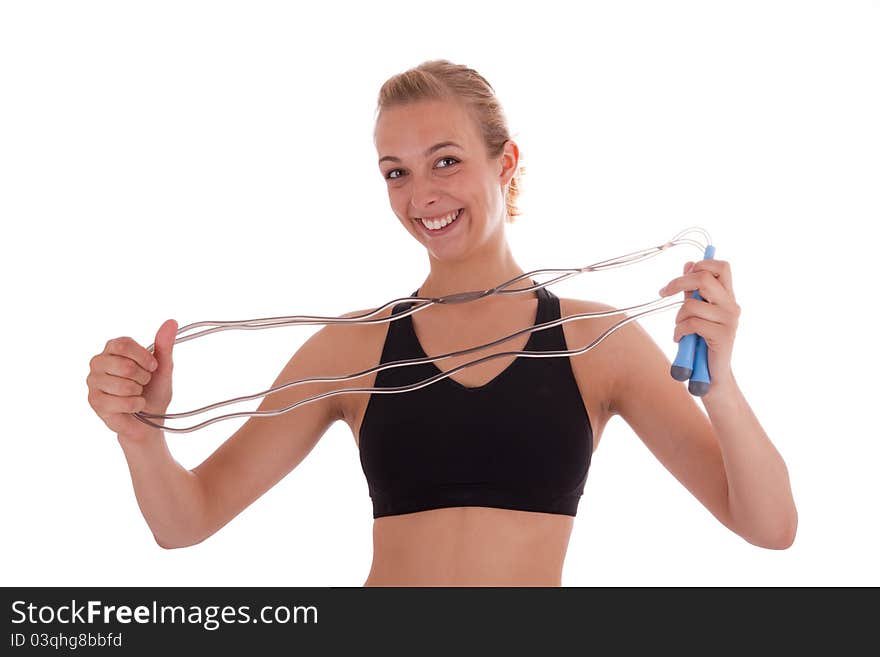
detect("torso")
[339,291,617,586]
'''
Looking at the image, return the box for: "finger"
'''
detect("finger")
[674,297,728,325]
[690,259,734,296]
[152,319,178,377]
[105,337,158,373]
[101,354,153,386]
[679,261,693,302]
[661,270,730,305]
[88,372,144,397]
[673,317,728,345]
[692,269,736,309]
[90,390,146,414]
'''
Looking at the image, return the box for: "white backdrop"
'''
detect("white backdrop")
[1,0,877,586]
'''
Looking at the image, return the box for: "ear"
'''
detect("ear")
[499,139,520,187]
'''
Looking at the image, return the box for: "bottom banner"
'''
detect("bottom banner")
[1,587,869,652]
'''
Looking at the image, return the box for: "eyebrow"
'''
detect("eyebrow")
[378,141,463,165]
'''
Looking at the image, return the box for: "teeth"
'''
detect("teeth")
[419,208,461,231]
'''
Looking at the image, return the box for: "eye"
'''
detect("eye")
[384,156,460,180]
[436,156,459,169]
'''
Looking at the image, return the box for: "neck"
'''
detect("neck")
[417,234,535,310]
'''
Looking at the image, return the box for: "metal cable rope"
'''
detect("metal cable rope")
[133,226,713,433]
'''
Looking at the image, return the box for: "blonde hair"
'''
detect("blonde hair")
[374,59,525,223]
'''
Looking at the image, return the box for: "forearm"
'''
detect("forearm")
[117,430,207,549]
[703,373,798,549]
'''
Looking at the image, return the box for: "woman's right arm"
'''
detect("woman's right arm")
[88,315,356,549]
[116,428,204,549]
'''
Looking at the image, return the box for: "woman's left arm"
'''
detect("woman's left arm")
[590,258,797,550]
[696,372,798,549]
[658,258,798,549]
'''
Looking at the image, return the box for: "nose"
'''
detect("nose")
[409,180,442,216]
[411,200,440,218]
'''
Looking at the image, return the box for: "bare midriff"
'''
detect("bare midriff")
[363,505,574,587]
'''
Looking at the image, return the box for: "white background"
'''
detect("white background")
[1,0,877,586]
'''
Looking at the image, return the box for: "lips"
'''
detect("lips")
[413,208,462,221]
[415,208,464,236]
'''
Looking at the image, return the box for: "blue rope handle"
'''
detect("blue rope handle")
[670,244,715,396]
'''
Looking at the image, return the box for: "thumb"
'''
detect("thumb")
[153,319,178,374]
[684,261,694,274]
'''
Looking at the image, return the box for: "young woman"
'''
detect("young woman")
[87,59,797,586]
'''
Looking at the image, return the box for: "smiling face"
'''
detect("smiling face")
[374,98,518,260]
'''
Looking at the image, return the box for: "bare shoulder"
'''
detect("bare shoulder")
[250,305,394,423]
[555,296,627,441]
[321,303,398,425]
[555,295,652,417]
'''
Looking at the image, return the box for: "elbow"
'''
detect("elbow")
[771,516,798,550]
[761,529,796,550]
[154,532,206,550]
[154,534,185,550]
[752,512,798,551]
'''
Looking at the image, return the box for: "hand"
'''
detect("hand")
[658,260,741,383]
[87,319,178,440]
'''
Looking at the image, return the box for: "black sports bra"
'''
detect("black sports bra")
[358,282,593,518]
